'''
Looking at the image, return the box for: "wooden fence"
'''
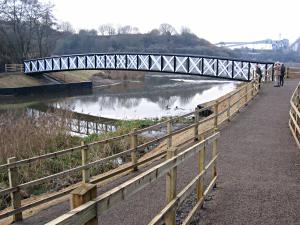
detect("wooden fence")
[286,67,300,79]
[0,76,260,223]
[289,81,300,148]
[47,132,220,225]
[4,64,24,73]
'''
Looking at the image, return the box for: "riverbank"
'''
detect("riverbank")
[0,70,146,96]
[0,73,44,88]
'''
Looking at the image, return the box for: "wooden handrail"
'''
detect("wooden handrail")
[4,64,24,72]
[46,132,220,225]
[289,81,300,149]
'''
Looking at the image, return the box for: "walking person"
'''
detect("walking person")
[255,64,262,89]
[279,63,286,86]
[273,62,281,87]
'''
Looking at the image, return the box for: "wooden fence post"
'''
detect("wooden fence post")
[214,101,219,128]
[165,147,178,225]
[237,90,241,113]
[70,183,98,225]
[212,128,218,188]
[8,157,23,222]
[297,85,300,106]
[254,80,257,96]
[81,141,90,183]
[196,134,205,203]
[194,107,199,141]
[131,128,138,171]
[227,95,231,121]
[251,81,254,98]
[167,118,173,148]
[245,85,248,106]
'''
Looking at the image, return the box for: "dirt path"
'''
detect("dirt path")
[13,79,300,225]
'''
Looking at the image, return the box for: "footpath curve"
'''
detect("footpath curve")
[197,79,300,225]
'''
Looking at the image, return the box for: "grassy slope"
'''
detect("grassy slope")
[0,74,43,88]
[48,71,102,83]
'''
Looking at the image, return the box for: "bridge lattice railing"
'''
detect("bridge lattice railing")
[24,53,274,82]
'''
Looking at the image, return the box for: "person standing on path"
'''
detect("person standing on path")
[255,64,262,89]
[279,63,286,86]
[273,62,281,87]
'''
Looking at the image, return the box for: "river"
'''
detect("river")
[0,73,240,120]
[55,73,239,119]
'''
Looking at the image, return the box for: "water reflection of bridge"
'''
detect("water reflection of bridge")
[29,104,118,135]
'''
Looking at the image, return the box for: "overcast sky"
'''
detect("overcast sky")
[48,0,299,44]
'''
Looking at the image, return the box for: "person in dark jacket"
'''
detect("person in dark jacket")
[255,64,262,89]
[279,63,285,86]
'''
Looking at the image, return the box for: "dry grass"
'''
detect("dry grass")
[0,74,42,88]
[0,108,79,194]
[0,109,152,210]
[48,71,102,83]
[0,109,75,162]
[48,70,145,83]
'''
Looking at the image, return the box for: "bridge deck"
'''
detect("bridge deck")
[14,79,300,225]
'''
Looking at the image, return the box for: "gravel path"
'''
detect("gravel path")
[13,79,300,225]
[196,79,300,225]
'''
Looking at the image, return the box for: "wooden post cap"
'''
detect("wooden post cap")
[71,183,96,196]
[70,183,97,210]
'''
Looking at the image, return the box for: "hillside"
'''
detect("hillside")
[53,32,234,58]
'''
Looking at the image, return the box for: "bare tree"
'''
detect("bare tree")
[98,24,116,36]
[148,29,160,36]
[131,27,139,34]
[181,26,192,35]
[0,0,55,61]
[117,25,140,34]
[59,21,75,34]
[117,25,131,34]
[159,23,177,35]
[34,2,56,57]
